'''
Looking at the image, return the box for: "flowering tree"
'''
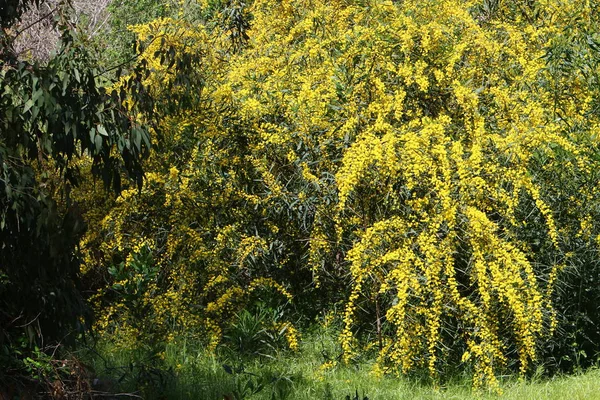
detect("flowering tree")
[81,0,600,389]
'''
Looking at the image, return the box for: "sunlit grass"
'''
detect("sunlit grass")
[83,327,600,400]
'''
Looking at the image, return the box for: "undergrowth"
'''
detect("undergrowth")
[79,323,600,400]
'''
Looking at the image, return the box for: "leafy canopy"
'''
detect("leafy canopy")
[0,0,151,382]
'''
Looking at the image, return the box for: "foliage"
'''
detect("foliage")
[84,328,600,400]
[221,363,296,400]
[223,306,298,359]
[0,0,151,387]
[221,0,600,388]
[344,390,369,400]
[529,6,600,372]
[76,0,600,391]
[84,13,301,355]
[101,0,172,68]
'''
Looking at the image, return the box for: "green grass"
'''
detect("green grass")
[82,328,600,400]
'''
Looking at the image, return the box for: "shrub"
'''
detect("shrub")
[77,0,600,390]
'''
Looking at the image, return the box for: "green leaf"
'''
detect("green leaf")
[23,99,34,114]
[62,75,69,93]
[95,134,103,152]
[89,127,96,144]
[142,130,151,149]
[133,127,142,150]
[32,89,43,104]
[97,124,108,136]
